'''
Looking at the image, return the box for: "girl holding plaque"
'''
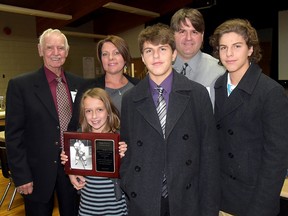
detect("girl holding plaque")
[61,88,128,216]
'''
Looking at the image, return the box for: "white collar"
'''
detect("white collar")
[227,73,236,89]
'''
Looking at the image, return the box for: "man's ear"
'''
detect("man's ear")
[38,44,43,57]
[248,46,253,57]
[172,49,177,62]
[141,54,146,65]
[65,47,69,57]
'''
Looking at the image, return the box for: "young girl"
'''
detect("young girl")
[61,87,127,216]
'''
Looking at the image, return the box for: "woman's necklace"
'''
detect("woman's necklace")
[106,85,128,96]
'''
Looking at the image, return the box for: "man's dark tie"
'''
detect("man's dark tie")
[180,63,188,75]
[156,86,168,198]
[56,77,71,148]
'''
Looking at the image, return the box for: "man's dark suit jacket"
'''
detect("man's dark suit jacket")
[5,66,86,202]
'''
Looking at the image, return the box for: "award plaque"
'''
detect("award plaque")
[63,131,120,178]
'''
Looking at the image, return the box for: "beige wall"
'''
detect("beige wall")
[0,11,143,98]
[0,37,42,98]
[0,12,39,96]
[279,10,288,80]
[118,25,144,58]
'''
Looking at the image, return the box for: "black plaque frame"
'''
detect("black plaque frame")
[63,131,120,178]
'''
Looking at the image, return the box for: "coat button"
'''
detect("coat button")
[216,124,221,129]
[182,134,189,140]
[131,192,137,198]
[227,129,234,135]
[185,160,192,166]
[134,166,141,172]
[186,183,191,189]
[137,140,143,146]
[228,152,234,158]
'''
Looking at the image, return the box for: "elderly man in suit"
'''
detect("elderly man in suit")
[5,28,86,215]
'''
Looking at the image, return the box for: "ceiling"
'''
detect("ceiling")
[0,0,287,37]
[0,0,208,36]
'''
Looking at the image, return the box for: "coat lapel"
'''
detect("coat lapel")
[215,63,262,121]
[65,72,80,93]
[133,77,163,137]
[215,72,244,120]
[165,72,191,138]
[132,71,198,139]
[33,69,59,121]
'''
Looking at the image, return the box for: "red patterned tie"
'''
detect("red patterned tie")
[56,77,71,148]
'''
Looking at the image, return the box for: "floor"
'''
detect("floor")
[1,169,288,215]
[0,174,59,216]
